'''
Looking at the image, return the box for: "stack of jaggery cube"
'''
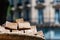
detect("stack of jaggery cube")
[0,18,44,39]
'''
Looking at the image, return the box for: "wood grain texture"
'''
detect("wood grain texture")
[0,34,44,40]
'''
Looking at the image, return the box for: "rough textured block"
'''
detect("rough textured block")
[4,29,10,33]
[12,30,23,34]
[16,18,24,23]
[5,21,17,30]
[36,31,44,38]
[25,26,37,34]
[0,26,5,32]
[18,22,31,29]
[0,26,10,33]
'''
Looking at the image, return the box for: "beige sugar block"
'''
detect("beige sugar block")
[0,26,6,32]
[16,18,24,23]
[2,21,11,26]
[25,26,37,34]
[36,31,44,37]
[12,30,23,34]
[0,26,10,33]
[18,22,31,29]
[12,30,19,32]
[4,29,10,33]
[5,21,17,30]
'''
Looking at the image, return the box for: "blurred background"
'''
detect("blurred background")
[7,0,60,40]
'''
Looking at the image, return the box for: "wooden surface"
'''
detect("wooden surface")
[0,33,45,40]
